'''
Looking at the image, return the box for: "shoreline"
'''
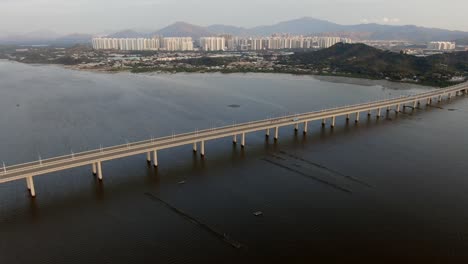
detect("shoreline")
[1,59,447,89]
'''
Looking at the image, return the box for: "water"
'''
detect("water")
[1,60,468,263]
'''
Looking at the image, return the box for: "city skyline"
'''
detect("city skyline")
[0,0,467,34]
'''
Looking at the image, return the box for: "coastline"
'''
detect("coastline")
[0,58,445,89]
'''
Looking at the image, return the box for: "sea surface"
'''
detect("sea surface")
[1,60,468,263]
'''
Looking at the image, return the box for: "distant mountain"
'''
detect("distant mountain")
[251,17,342,36]
[153,22,212,39]
[248,17,468,43]
[344,24,468,42]
[2,17,468,45]
[205,17,468,43]
[107,30,146,38]
[54,33,93,45]
[205,24,251,36]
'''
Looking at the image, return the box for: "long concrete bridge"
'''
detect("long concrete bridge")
[2,82,467,197]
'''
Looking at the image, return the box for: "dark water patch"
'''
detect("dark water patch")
[448,109,457,111]
[278,151,372,188]
[261,158,352,194]
[144,192,245,249]
[227,104,241,108]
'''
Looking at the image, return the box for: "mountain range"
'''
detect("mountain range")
[2,17,468,45]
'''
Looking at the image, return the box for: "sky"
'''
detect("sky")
[0,0,467,34]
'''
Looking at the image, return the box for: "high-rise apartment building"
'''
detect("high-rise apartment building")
[200,37,226,51]
[92,37,192,51]
[427,41,456,50]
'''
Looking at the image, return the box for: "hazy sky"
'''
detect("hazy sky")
[0,0,467,34]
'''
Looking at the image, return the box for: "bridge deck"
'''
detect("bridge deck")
[1,82,467,187]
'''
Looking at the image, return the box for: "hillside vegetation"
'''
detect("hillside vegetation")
[283,43,468,87]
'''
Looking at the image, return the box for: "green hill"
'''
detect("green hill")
[283,43,468,87]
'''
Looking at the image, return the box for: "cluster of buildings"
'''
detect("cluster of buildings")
[92,37,194,51]
[427,41,456,50]
[92,36,352,52]
[198,36,352,51]
[224,36,352,51]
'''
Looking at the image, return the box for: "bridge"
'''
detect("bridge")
[2,82,467,197]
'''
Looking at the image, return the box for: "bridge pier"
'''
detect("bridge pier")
[396,104,400,112]
[274,127,279,141]
[448,93,452,99]
[92,163,97,175]
[377,108,381,118]
[26,176,36,197]
[233,134,237,144]
[438,95,442,102]
[193,142,197,152]
[200,141,205,157]
[266,129,270,138]
[367,110,371,116]
[427,98,432,105]
[355,112,360,123]
[386,106,390,112]
[146,152,151,163]
[331,116,336,128]
[413,101,417,109]
[241,133,246,148]
[97,161,103,181]
[303,121,308,134]
[322,118,326,127]
[346,114,350,121]
[153,150,158,167]
[294,123,299,131]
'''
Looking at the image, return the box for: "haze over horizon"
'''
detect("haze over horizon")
[0,0,467,34]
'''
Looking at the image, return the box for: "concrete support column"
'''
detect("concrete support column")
[322,118,326,127]
[266,129,270,138]
[396,104,400,112]
[27,176,36,197]
[413,101,417,108]
[386,106,390,112]
[367,110,371,116]
[200,141,205,157]
[274,127,279,141]
[294,123,299,131]
[146,152,151,163]
[355,112,360,123]
[193,142,197,152]
[427,98,431,105]
[92,163,97,175]
[97,161,103,181]
[377,108,381,118]
[303,121,308,134]
[233,135,237,144]
[241,133,246,148]
[346,114,350,120]
[153,150,158,167]
[331,116,336,128]
[448,93,452,99]
[438,95,442,102]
